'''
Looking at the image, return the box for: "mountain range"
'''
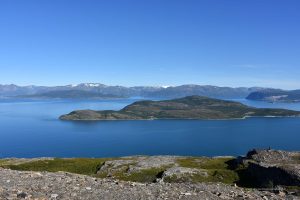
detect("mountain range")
[16,90,124,99]
[0,83,266,99]
[246,89,300,102]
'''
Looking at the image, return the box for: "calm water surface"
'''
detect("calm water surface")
[0,98,300,158]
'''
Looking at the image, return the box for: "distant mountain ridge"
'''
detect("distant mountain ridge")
[0,83,267,99]
[247,89,300,102]
[16,90,124,99]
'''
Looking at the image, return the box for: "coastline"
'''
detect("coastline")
[59,115,300,121]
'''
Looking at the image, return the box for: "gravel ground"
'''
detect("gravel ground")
[0,168,296,200]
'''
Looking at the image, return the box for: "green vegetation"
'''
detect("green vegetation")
[2,150,298,193]
[60,95,300,120]
[0,159,8,165]
[292,155,300,164]
[115,168,166,183]
[163,170,238,184]
[3,158,107,175]
[174,157,239,184]
[1,157,241,185]
[8,155,298,187]
[96,160,170,183]
[177,157,232,169]
[285,186,300,191]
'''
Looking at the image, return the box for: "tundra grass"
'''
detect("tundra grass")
[0,159,8,165]
[3,158,108,175]
[114,167,166,183]
[292,155,300,164]
[2,157,239,184]
[96,162,168,183]
[175,157,239,184]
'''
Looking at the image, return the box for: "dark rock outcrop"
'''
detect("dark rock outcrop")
[239,149,300,188]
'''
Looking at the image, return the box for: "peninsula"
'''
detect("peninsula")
[247,89,300,103]
[60,95,300,120]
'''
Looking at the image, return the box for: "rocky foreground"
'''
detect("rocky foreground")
[0,168,294,200]
[0,149,299,199]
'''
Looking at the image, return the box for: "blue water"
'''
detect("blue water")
[0,98,300,158]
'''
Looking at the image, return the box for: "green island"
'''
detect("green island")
[60,95,300,120]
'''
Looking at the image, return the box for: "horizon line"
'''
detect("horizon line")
[0,82,288,90]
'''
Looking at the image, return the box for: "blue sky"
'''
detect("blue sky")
[0,0,299,89]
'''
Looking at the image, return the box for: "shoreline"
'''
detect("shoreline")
[59,115,300,122]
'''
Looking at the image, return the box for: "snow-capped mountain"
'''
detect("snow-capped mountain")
[0,83,269,99]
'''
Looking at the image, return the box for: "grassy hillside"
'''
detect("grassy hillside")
[60,95,300,120]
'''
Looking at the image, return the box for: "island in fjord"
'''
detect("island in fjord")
[60,95,300,120]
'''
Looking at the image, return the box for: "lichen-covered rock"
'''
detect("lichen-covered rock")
[97,159,135,176]
[127,156,178,173]
[162,167,208,182]
[247,149,299,165]
[97,156,178,176]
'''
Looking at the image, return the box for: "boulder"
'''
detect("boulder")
[244,149,300,187]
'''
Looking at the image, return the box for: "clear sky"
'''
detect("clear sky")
[0,0,299,89]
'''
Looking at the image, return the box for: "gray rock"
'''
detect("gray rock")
[97,156,179,176]
[244,149,300,187]
[0,168,293,200]
[98,159,135,176]
[127,156,178,173]
[162,167,208,182]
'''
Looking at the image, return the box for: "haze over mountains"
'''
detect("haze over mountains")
[0,83,267,99]
[247,89,300,102]
[17,90,124,99]
[1,83,300,101]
